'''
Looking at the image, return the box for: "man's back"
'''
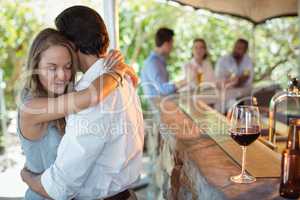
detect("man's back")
[141,51,176,97]
[69,80,144,198]
[41,60,144,200]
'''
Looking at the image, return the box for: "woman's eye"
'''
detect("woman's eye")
[65,65,72,69]
[48,66,56,71]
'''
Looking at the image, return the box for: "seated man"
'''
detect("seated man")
[215,38,254,90]
[141,28,186,97]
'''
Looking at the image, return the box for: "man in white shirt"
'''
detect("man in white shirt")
[215,38,254,90]
[21,6,144,200]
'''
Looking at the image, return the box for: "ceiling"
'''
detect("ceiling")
[170,0,298,24]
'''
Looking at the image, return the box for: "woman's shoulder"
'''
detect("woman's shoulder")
[17,115,49,142]
[20,88,33,103]
[203,59,213,67]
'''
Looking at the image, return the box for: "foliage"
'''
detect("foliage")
[0,128,4,155]
[0,0,299,113]
[119,0,300,89]
[0,0,42,109]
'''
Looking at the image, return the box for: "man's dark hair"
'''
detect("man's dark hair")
[155,28,174,47]
[55,5,109,56]
[236,38,249,50]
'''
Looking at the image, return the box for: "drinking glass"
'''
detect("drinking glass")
[196,70,203,85]
[229,105,261,183]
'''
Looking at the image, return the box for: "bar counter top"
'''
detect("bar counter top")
[146,94,298,200]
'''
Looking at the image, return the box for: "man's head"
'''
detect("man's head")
[155,28,174,56]
[55,6,109,70]
[232,38,249,60]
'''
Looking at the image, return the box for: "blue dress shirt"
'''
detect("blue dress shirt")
[141,51,176,97]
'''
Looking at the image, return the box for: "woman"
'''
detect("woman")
[183,38,215,89]
[18,28,137,200]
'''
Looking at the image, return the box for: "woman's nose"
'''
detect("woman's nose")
[56,68,66,80]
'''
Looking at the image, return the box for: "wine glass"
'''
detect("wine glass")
[229,105,261,184]
[196,69,203,85]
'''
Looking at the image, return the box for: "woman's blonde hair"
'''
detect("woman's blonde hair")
[24,28,77,97]
[21,28,78,134]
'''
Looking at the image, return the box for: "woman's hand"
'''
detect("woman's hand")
[124,65,139,88]
[103,50,124,71]
[104,50,139,88]
[114,64,139,88]
[175,79,187,90]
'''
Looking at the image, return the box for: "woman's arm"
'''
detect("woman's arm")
[20,63,137,140]
[21,70,120,116]
[182,63,191,82]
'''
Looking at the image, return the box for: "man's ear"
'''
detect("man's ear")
[76,51,84,71]
[161,42,167,51]
[69,41,77,51]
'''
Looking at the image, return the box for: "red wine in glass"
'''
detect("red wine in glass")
[230,126,260,146]
[229,105,261,184]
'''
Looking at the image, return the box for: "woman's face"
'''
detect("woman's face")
[38,45,72,95]
[193,41,207,60]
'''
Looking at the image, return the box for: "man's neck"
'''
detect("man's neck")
[154,48,167,58]
[79,52,105,72]
[232,54,243,65]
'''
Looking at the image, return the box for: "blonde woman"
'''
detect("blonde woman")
[183,38,215,89]
[18,28,136,200]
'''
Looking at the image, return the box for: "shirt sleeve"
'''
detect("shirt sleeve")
[215,57,229,80]
[245,56,254,86]
[182,63,190,81]
[204,60,215,82]
[147,59,176,95]
[41,130,106,200]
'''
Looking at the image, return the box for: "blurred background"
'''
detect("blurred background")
[0,0,299,198]
[0,0,299,111]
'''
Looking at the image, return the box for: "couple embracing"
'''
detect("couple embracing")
[18,5,144,200]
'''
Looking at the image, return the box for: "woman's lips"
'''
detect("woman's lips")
[54,82,67,86]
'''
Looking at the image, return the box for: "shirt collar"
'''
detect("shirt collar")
[191,58,199,66]
[230,54,248,63]
[191,58,205,67]
[76,59,105,90]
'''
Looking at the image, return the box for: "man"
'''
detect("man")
[215,38,254,89]
[21,6,144,200]
[141,28,186,97]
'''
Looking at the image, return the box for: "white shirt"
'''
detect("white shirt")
[215,54,254,87]
[183,58,215,89]
[41,59,144,200]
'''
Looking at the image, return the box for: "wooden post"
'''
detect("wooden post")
[0,68,7,135]
[298,0,300,78]
[103,0,120,49]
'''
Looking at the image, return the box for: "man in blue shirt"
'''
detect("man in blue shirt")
[141,28,186,97]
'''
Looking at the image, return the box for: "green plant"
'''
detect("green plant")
[0,0,42,110]
[119,0,299,87]
[0,128,4,155]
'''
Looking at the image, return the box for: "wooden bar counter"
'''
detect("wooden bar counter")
[146,93,297,200]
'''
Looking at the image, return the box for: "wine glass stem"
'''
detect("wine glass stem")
[241,146,247,175]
